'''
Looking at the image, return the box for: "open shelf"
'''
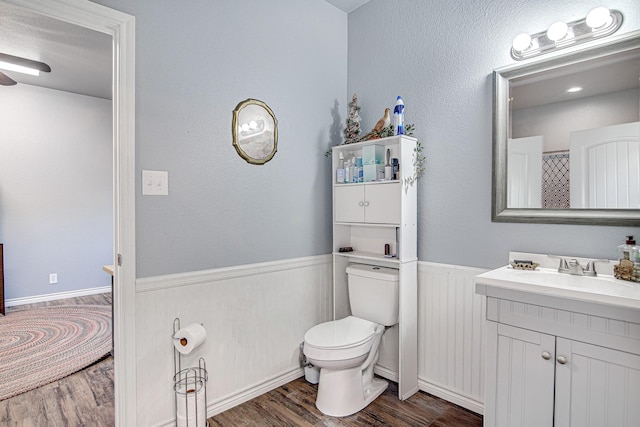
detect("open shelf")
[333,250,400,265]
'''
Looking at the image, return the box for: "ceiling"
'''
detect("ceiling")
[324,0,370,13]
[0,1,112,100]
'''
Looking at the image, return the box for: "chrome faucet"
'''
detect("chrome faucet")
[555,257,608,277]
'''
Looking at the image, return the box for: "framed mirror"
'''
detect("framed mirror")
[493,30,640,225]
[232,98,278,165]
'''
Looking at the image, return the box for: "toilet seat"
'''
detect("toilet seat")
[304,316,377,361]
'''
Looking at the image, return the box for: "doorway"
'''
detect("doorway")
[0,0,137,425]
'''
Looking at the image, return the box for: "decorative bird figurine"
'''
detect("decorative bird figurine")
[360,108,390,141]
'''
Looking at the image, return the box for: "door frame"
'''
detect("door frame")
[3,0,137,425]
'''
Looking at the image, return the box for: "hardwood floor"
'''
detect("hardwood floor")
[2,294,482,426]
[0,293,115,427]
[209,378,483,427]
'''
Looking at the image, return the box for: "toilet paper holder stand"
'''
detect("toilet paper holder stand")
[173,317,208,427]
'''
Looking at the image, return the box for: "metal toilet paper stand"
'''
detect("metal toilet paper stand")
[173,318,208,427]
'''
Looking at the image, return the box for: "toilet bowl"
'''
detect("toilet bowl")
[303,264,399,417]
[304,316,387,417]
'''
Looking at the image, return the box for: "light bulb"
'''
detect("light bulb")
[566,86,583,93]
[586,7,612,29]
[512,33,532,52]
[249,120,258,129]
[547,21,568,41]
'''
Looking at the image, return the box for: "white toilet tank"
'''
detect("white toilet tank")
[346,264,399,326]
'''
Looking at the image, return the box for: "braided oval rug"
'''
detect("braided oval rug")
[0,305,111,401]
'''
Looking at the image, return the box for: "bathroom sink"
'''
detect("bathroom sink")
[476,266,640,310]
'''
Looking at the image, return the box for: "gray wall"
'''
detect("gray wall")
[348,0,640,269]
[513,89,639,152]
[0,84,113,299]
[93,0,346,277]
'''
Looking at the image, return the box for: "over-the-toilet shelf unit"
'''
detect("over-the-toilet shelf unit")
[331,135,418,400]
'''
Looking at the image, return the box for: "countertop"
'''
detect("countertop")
[476,265,640,310]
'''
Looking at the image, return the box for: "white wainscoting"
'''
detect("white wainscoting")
[417,262,488,415]
[134,255,333,427]
[133,256,488,425]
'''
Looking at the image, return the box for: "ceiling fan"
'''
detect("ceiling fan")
[0,52,51,86]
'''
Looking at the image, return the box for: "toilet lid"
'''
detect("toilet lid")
[304,316,377,350]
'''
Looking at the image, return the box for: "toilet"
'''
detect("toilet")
[303,264,399,417]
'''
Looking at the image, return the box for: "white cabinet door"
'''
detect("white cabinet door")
[555,338,640,427]
[334,183,401,224]
[365,183,401,224]
[334,185,364,223]
[493,324,555,427]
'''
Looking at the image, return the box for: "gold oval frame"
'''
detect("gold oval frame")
[232,98,278,165]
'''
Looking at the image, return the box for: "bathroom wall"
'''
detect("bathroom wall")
[88,1,346,424]
[0,84,113,300]
[348,0,640,269]
[93,0,345,278]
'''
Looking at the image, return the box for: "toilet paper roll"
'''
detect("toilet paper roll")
[176,382,206,427]
[173,323,206,355]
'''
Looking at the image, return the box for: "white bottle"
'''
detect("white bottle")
[336,152,345,183]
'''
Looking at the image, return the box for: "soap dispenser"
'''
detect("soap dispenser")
[615,236,636,281]
[618,235,636,260]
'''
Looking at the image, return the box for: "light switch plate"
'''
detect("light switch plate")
[142,170,169,195]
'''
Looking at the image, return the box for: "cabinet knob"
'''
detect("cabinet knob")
[557,355,568,365]
[358,201,364,207]
[364,201,370,207]
[541,351,551,360]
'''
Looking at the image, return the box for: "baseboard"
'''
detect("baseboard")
[374,365,398,382]
[157,367,304,427]
[418,378,484,415]
[5,286,111,308]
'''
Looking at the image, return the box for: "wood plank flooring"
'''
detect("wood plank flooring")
[0,293,115,427]
[209,378,483,427]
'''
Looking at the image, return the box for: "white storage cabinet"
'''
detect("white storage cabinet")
[331,135,419,400]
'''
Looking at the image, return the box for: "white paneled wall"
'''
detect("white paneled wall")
[134,255,333,427]
[417,262,488,414]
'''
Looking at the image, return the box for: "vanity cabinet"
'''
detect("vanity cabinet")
[331,135,418,401]
[483,296,640,427]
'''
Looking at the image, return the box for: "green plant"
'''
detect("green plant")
[403,140,426,190]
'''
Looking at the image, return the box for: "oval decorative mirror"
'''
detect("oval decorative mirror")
[232,98,278,165]
[492,30,640,226]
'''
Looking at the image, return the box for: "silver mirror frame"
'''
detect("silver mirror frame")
[492,30,640,226]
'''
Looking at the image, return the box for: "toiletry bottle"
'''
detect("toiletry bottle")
[336,152,345,183]
[618,235,636,260]
[384,148,392,180]
[631,245,640,282]
[391,158,399,180]
[356,157,363,183]
[394,96,405,135]
[350,156,358,183]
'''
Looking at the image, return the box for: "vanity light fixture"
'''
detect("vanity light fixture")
[511,7,623,60]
